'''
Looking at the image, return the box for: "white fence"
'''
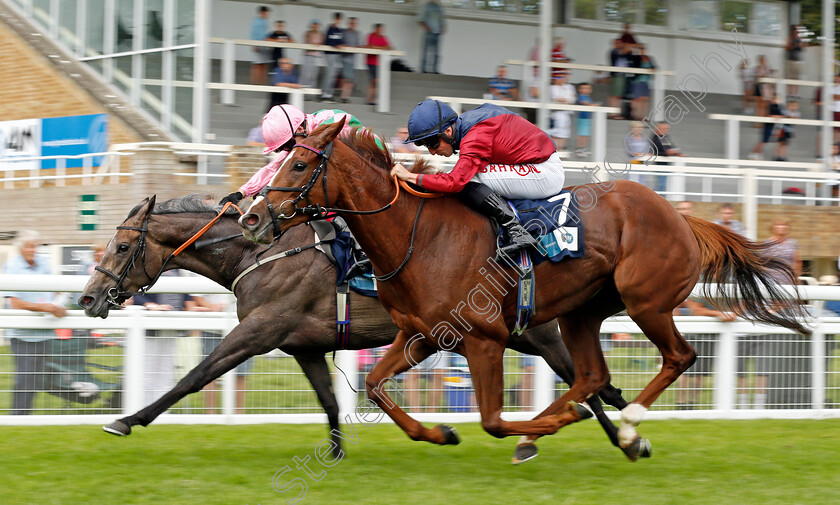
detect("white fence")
[1,275,840,426]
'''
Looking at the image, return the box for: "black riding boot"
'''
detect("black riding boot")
[459,182,540,257]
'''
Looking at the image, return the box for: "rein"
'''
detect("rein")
[97,201,243,305]
[259,140,446,282]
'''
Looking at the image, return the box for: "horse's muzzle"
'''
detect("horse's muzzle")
[239,212,273,244]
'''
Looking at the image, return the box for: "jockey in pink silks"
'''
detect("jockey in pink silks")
[219,104,366,205]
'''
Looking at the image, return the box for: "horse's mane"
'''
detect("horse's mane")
[338,127,438,175]
[125,194,237,220]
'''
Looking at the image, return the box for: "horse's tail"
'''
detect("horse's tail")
[683,215,810,335]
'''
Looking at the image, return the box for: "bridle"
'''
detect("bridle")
[95,201,242,306]
[258,141,400,238]
[257,139,444,281]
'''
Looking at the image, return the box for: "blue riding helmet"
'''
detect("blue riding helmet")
[404,99,458,144]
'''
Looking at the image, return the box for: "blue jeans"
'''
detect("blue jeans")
[321,53,342,98]
[421,32,441,73]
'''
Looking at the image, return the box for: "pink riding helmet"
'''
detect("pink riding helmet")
[262,104,306,154]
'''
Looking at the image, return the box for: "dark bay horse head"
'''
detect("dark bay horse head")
[79,196,160,318]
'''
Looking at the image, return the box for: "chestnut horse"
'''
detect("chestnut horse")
[238,120,807,453]
[78,195,648,461]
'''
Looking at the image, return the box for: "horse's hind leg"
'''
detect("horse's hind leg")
[295,353,342,458]
[617,311,695,447]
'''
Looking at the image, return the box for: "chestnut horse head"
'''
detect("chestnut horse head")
[238,117,809,454]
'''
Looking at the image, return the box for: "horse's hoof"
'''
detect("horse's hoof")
[437,424,461,445]
[573,403,594,421]
[511,443,538,465]
[102,420,131,436]
[622,436,652,461]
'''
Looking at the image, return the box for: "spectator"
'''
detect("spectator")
[712,202,745,235]
[620,22,637,48]
[773,100,799,161]
[300,20,323,89]
[625,121,652,184]
[739,58,755,114]
[749,94,783,160]
[488,65,519,102]
[631,45,655,120]
[608,39,631,118]
[551,37,568,80]
[249,6,272,85]
[675,200,694,216]
[266,20,294,69]
[418,0,446,74]
[85,242,108,275]
[548,73,576,151]
[339,17,361,104]
[3,230,68,415]
[247,125,265,147]
[828,142,840,202]
[737,217,800,410]
[268,57,301,110]
[753,55,770,118]
[365,23,393,106]
[673,298,735,410]
[785,25,806,98]
[575,82,597,158]
[649,121,684,192]
[391,127,421,155]
[320,12,345,102]
[190,294,253,414]
[833,73,840,143]
[133,270,193,406]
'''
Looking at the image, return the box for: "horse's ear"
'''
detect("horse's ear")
[138,195,156,219]
[314,117,346,145]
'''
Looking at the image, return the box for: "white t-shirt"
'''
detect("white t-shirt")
[550,83,576,121]
[832,84,840,112]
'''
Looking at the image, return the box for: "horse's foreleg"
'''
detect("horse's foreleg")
[464,337,582,439]
[104,321,273,436]
[364,331,456,445]
[295,353,342,457]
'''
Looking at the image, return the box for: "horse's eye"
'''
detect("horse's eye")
[293,161,307,172]
[117,244,130,253]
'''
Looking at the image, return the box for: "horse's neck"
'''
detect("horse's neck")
[152,215,249,289]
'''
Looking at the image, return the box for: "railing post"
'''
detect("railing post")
[334,350,358,418]
[122,307,146,416]
[56,158,66,187]
[742,168,758,240]
[812,327,826,410]
[290,90,304,112]
[653,71,665,122]
[221,39,236,105]
[714,325,737,413]
[534,355,554,413]
[592,110,607,167]
[725,117,740,164]
[377,51,392,114]
[667,157,686,201]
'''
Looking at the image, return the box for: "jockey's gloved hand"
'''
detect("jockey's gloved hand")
[219,192,243,205]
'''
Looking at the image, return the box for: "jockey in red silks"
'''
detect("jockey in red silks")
[220,105,364,205]
[390,99,565,256]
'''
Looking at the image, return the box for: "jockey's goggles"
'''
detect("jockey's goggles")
[414,135,441,150]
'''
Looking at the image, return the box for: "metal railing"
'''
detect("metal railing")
[1,275,839,425]
[210,37,405,114]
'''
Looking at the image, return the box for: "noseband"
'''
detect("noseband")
[94,215,160,306]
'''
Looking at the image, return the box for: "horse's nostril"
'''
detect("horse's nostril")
[244,214,259,227]
[79,296,94,307]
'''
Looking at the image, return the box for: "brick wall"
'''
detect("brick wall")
[0,20,142,144]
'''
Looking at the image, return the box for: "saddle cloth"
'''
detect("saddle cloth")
[508,189,585,265]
